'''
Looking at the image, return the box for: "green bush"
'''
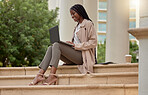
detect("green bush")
[129,41,139,63]
[97,41,106,63]
[0,0,58,67]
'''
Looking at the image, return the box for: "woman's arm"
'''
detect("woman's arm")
[74,24,97,50]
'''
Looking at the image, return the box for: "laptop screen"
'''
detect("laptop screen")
[49,25,60,44]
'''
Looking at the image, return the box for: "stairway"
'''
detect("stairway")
[0,63,138,95]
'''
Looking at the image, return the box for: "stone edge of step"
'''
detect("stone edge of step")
[0,84,138,89]
[0,72,138,79]
[0,63,138,70]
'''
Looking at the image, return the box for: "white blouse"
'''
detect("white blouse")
[73,24,81,44]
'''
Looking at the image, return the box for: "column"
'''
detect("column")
[48,0,60,19]
[139,38,148,95]
[105,0,129,63]
[59,0,83,41]
[139,0,148,28]
[48,0,59,10]
[136,0,140,28]
[83,0,98,31]
[128,28,148,95]
[138,0,148,94]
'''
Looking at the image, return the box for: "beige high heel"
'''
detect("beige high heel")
[43,74,58,85]
[29,73,45,85]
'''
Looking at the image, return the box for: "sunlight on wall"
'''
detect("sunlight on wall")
[130,0,139,9]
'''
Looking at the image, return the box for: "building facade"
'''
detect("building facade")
[98,0,139,43]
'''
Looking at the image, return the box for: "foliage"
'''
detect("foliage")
[0,0,58,67]
[97,41,139,63]
[97,41,106,63]
[129,41,139,63]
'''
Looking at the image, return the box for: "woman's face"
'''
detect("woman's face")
[70,9,81,22]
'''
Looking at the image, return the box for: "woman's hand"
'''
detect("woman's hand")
[66,41,75,47]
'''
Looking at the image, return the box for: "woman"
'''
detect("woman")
[29,4,97,85]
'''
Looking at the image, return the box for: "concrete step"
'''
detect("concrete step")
[0,84,138,95]
[0,63,138,76]
[0,72,138,86]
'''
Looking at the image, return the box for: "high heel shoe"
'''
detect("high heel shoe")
[43,74,58,85]
[29,73,45,85]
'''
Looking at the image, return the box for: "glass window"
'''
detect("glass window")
[129,11,136,18]
[99,12,107,20]
[129,21,136,28]
[98,23,106,31]
[98,35,106,43]
[99,1,107,9]
[129,34,135,39]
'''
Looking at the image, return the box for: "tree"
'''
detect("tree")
[0,0,58,67]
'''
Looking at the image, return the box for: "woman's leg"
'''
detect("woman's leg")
[59,43,83,65]
[44,42,83,85]
[43,42,61,84]
[29,69,46,85]
[60,55,76,65]
[49,42,83,67]
[39,46,53,71]
[29,46,53,85]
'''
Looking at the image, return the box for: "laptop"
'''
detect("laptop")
[49,25,73,46]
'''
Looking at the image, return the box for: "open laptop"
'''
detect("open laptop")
[49,25,73,46]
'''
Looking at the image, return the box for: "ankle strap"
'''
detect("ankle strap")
[49,74,57,77]
[37,73,44,76]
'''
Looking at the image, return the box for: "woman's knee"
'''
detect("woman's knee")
[53,42,60,48]
[52,42,60,49]
[47,46,52,51]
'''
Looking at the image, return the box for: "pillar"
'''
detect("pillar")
[83,0,98,31]
[106,0,129,63]
[138,0,148,94]
[128,28,148,95]
[48,0,59,10]
[139,0,148,28]
[136,0,140,28]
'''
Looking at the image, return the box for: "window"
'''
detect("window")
[129,21,136,28]
[98,35,106,43]
[99,12,107,20]
[129,11,136,18]
[129,34,135,39]
[98,23,106,31]
[99,1,107,9]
